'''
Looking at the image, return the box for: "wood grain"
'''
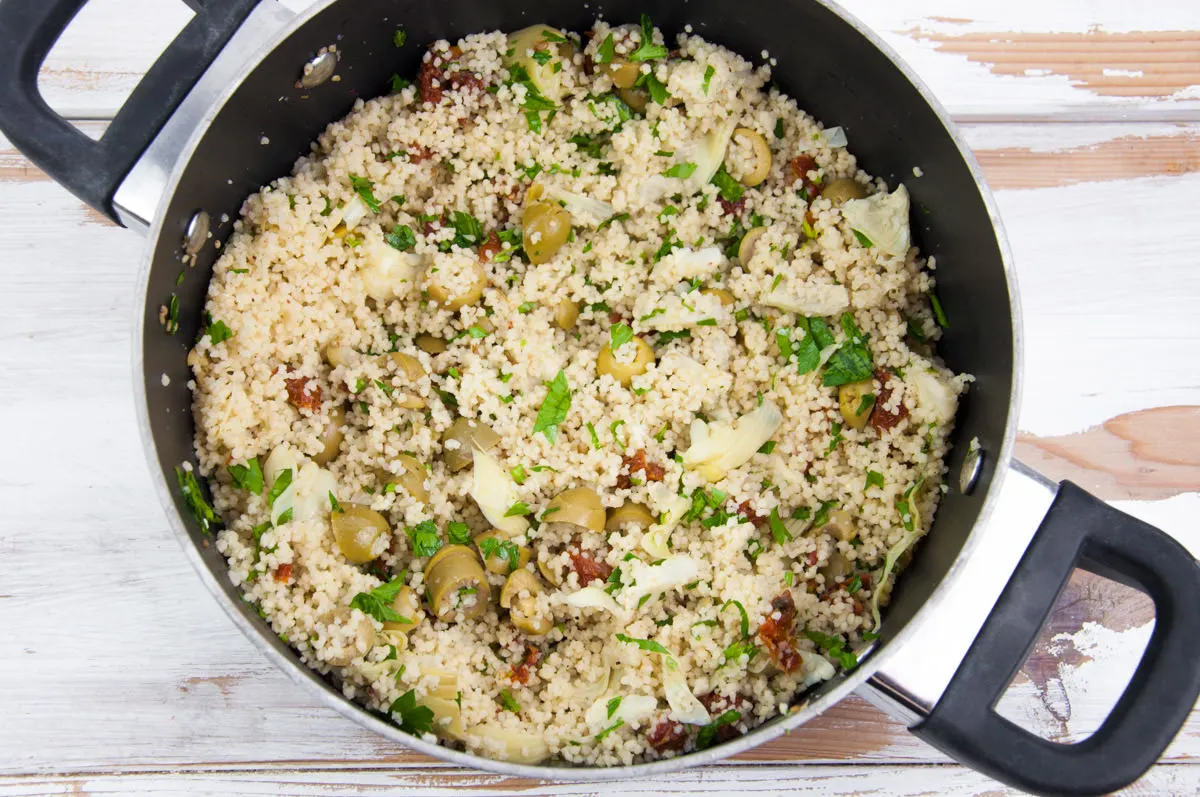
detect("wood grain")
[900,27,1200,99]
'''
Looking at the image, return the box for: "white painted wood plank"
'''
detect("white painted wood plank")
[0,763,1196,797]
[0,120,1198,789]
[32,0,1200,121]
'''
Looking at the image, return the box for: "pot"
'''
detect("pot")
[1,1,1196,794]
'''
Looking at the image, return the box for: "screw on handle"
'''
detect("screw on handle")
[0,0,262,224]
[914,481,1200,797]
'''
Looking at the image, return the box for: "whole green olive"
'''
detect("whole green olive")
[597,335,654,386]
[474,529,532,575]
[822,177,868,204]
[427,257,487,310]
[332,505,390,564]
[523,200,573,265]
[554,297,580,330]
[415,334,448,355]
[546,487,606,533]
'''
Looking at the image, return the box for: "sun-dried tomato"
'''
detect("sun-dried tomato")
[284,377,321,412]
[758,591,803,672]
[870,367,910,432]
[478,231,502,263]
[617,449,667,489]
[510,645,542,684]
[568,550,613,586]
[647,719,688,752]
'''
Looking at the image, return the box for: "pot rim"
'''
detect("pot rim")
[130,0,1024,779]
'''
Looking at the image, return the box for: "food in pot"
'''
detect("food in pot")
[187,17,967,766]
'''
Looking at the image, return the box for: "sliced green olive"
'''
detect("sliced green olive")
[427,259,487,310]
[324,344,356,368]
[737,226,767,264]
[382,585,424,632]
[332,505,390,564]
[546,487,606,533]
[838,379,875,431]
[425,544,490,622]
[605,502,655,533]
[311,405,345,466]
[393,454,429,503]
[441,417,501,471]
[500,569,552,636]
[504,25,575,104]
[822,177,868,204]
[819,550,850,583]
[701,288,735,307]
[825,509,857,543]
[732,127,772,187]
[536,555,562,586]
[604,60,641,89]
[597,335,654,386]
[523,200,572,265]
[416,334,448,355]
[378,352,426,409]
[553,297,580,330]
[616,86,648,114]
[474,529,532,575]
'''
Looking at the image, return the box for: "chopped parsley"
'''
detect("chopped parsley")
[609,322,634,351]
[389,689,434,735]
[596,718,624,741]
[349,175,382,213]
[826,421,844,455]
[586,421,601,449]
[696,709,742,750]
[204,319,232,344]
[479,537,522,573]
[856,392,877,416]
[510,464,527,485]
[636,71,670,104]
[389,74,410,92]
[711,165,744,203]
[774,118,784,139]
[504,501,532,518]
[228,457,263,494]
[385,224,416,251]
[805,629,858,670]
[813,499,838,528]
[767,508,791,546]
[851,229,874,248]
[609,419,627,450]
[498,688,521,713]
[266,468,293,514]
[628,14,669,61]
[607,696,623,718]
[328,491,343,514]
[597,211,629,230]
[702,64,716,95]
[595,32,616,64]
[663,162,698,180]
[822,313,874,386]
[176,467,220,534]
[532,370,571,442]
[616,633,673,659]
[350,577,412,624]
[722,599,751,639]
[930,292,950,328]
[392,29,408,48]
[865,470,885,490]
[446,210,484,249]
[406,520,443,558]
[447,521,472,545]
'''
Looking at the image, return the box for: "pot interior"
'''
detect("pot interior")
[139,0,1016,769]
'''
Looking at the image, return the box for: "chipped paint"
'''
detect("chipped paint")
[899,27,1200,99]
[975,130,1200,188]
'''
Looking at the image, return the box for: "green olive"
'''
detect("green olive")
[825,509,857,543]
[554,297,580,330]
[505,25,575,104]
[393,454,429,503]
[822,177,868,204]
[597,335,654,386]
[737,226,767,264]
[441,417,501,471]
[425,544,490,622]
[415,334,448,355]
[546,487,606,533]
[605,502,656,533]
[523,200,572,265]
[616,86,648,114]
[474,529,532,574]
[701,288,735,307]
[427,259,487,310]
[500,569,552,636]
[732,127,771,187]
[536,555,562,586]
[382,585,424,632]
[838,379,875,431]
[311,405,345,466]
[324,344,356,368]
[378,352,427,409]
[604,60,641,89]
[332,505,390,564]
[820,550,850,584]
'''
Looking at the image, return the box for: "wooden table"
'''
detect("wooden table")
[1,1,1197,794]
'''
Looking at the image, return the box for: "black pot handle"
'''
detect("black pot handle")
[914,481,1200,796]
[0,0,262,225]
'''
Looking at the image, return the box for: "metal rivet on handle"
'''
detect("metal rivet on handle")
[959,439,983,495]
[184,210,209,256]
[299,51,338,88]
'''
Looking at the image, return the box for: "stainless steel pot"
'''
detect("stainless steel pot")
[2,1,1196,794]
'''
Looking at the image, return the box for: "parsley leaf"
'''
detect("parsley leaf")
[702,64,715,95]
[865,470,885,490]
[479,536,521,573]
[616,633,673,659]
[385,224,416,251]
[205,319,233,344]
[176,467,221,535]
[532,370,571,442]
[351,577,411,624]
[663,162,697,180]
[499,688,521,713]
[774,118,784,139]
[597,211,629,230]
[856,392,877,416]
[328,491,343,514]
[228,458,263,494]
[805,629,858,670]
[349,175,382,213]
[447,210,484,248]
[595,32,616,64]
[711,165,745,203]
[392,29,408,48]
[267,468,293,511]
[609,322,634,351]
[628,14,669,61]
[636,71,670,104]
[503,502,531,518]
[767,508,791,546]
[851,229,874,248]
[722,599,751,639]
[596,718,624,740]
[607,696,623,718]
[406,520,443,558]
[390,689,435,734]
[696,709,742,750]
[930,292,949,328]
[447,521,472,545]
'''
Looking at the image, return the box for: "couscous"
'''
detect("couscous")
[184,17,968,765]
